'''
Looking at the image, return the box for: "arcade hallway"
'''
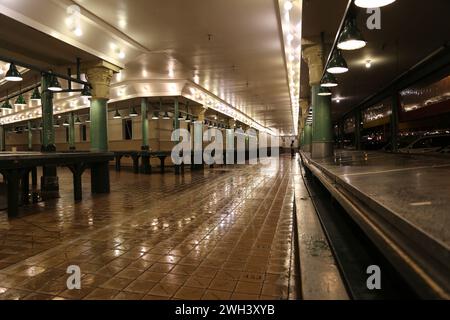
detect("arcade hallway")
[0,157,299,300]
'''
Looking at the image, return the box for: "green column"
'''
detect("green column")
[391,95,399,152]
[0,125,5,151]
[311,84,333,158]
[90,98,108,152]
[300,129,305,149]
[355,109,362,151]
[41,74,56,152]
[68,112,76,150]
[304,123,312,152]
[173,97,180,175]
[141,97,149,150]
[27,121,33,151]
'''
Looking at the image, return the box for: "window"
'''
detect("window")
[81,125,87,142]
[123,119,133,140]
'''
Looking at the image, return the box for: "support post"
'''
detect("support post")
[141,97,149,150]
[27,121,33,151]
[68,112,76,150]
[391,94,400,152]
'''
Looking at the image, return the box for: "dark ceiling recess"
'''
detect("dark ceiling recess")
[301,0,450,121]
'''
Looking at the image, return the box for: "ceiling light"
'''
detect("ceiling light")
[31,87,41,101]
[118,50,126,59]
[129,107,138,117]
[152,112,160,120]
[185,115,191,123]
[48,75,63,92]
[320,72,338,87]
[15,94,27,107]
[63,119,70,126]
[75,116,82,124]
[318,87,332,96]
[284,1,293,11]
[113,110,122,119]
[337,18,366,51]
[73,27,83,37]
[354,0,396,8]
[178,114,185,121]
[85,116,91,123]
[327,50,349,74]
[54,120,60,128]
[365,60,372,68]
[81,85,92,97]
[1,99,12,110]
[163,112,170,120]
[335,98,341,103]
[5,63,23,81]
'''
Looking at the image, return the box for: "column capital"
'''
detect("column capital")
[86,66,114,100]
[302,44,324,85]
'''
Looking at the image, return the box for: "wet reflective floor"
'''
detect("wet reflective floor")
[305,151,450,259]
[0,156,299,300]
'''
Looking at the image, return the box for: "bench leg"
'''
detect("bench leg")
[6,170,19,218]
[91,162,110,194]
[132,156,140,174]
[31,167,38,187]
[21,170,30,205]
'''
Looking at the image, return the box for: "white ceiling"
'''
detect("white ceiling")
[0,0,299,135]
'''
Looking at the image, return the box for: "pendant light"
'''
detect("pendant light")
[152,112,160,120]
[1,99,12,110]
[113,109,122,119]
[129,107,138,117]
[320,72,338,87]
[5,63,22,81]
[337,18,366,51]
[318,87,332,96]
[31,87,41,101]
[162,112,170,120]
[178,113,185,121]
[63,118,70,126]
[54,120,60,128]
[75,116,82,125]
[85,115,91,123]
[15,94,27,107]
[185,114,191,123]
[48,75,62,92]
[327,50,349,74]
[354,0,396,8]
[81,85,92,98]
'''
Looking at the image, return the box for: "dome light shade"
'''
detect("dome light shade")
[63,119,70,126]
[113,109,122,119]
[129,107,138,117]
[85,116,91,123]
[1,99,13,110]
[5,63,22,81]
[318,87,332,96]
[327,50,349,74]
[75,116,82,125]
[81,85,92,97]
[354,0,396,8]
[48,76,62,92]
[178,114,185,121]
[337,18,366,50]
[163,112,170,120]
[15,94,27,107]
[152,112,159,120]
[185,115,191,123]
[320,72,338,87]
[31,87,41,101]
[54,120,60,128]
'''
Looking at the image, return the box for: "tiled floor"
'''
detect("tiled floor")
[0,156,299,300]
